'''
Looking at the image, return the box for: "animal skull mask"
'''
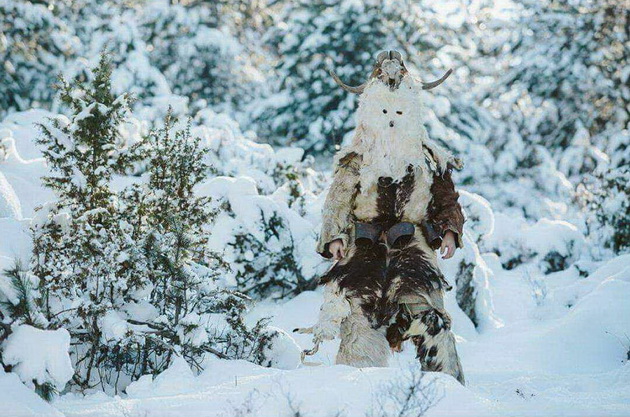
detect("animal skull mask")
[329,50,452,94]
[328,51,458,190]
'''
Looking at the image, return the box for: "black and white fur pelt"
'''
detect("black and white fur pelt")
[297,73,465,384]
[294,281,391,367]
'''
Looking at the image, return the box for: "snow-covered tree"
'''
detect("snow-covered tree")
[30,55,151,391]
[582,167,630,255]
[480,0,629,181]
[141,0,264,114]
[0,0,77,116]
[251,0,485,154]
[24,58,287,392]
[54,0,171,107]
[122,110,277,376]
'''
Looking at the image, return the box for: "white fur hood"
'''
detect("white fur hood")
[338,76,462,188]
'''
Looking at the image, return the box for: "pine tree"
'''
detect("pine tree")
[141,0,263,113]
[28,56,284,392]
[116,110,278,378]
[31,54,150,391]
[22,55,283,393]
[55,0,170,106]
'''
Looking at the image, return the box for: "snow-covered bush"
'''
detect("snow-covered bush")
[0,263,46,330]
[0,0,77,116]
[1,325,73,400]
[60,0,171,104]
[484,215,585,274]
[188,110,326,299]
[458,191,495,245]
[445,234,496,330]
[142,1,263,114]
[15,58,281,394]
[120,110,279,378]
[442,191,495,328]
[582,167,630,255]
[200,175,322,300]
[480,0,629,182]
[0,263,65,400]
[193,109,326,195]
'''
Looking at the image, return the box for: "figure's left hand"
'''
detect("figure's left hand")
[440,231,457,259]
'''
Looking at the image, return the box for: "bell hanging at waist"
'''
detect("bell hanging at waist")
[354,220,442,249]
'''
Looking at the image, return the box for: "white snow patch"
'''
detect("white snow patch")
[0,371,64,417]
[261,326,302,370]
[2,325,73,392]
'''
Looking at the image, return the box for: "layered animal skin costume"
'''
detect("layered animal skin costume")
[304,52,466,384]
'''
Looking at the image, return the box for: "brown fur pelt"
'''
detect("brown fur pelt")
[308,71,466,384]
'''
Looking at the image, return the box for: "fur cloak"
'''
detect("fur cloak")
[315,75,466,338]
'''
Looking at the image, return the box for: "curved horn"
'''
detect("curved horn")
[390,50,403,62]
[329,69,365,94]
[376,51,388,64]
[422,69,453,90]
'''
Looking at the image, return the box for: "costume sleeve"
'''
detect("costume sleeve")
[317,152,360,258]
[426,166,465,250]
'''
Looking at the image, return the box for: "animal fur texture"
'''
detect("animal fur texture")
[310,74,466,384]
[310,281,351,342]
[353,77,458,194]
[336,299,391,367]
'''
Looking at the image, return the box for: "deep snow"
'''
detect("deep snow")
[1,109,629,417]
[50,254,630,417]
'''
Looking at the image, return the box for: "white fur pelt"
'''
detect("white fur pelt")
[343,76,459,195]
[302,282,390,367]
[336,301,391,367]
[310,282,351,342]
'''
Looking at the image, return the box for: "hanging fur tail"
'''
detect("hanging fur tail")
[292,326,322,366]
[292,282,351,366]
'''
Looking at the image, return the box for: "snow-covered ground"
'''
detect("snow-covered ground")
[3,0,628,413]
[50,253,630,417]
[1,108,629,417]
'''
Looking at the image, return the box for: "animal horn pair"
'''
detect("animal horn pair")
[329,65,454,94]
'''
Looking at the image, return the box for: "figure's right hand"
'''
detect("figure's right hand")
[329,239,345,261]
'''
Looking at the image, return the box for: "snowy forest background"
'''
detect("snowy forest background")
[0,0,628,416]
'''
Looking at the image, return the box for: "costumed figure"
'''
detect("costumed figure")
[296,50,466,385]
